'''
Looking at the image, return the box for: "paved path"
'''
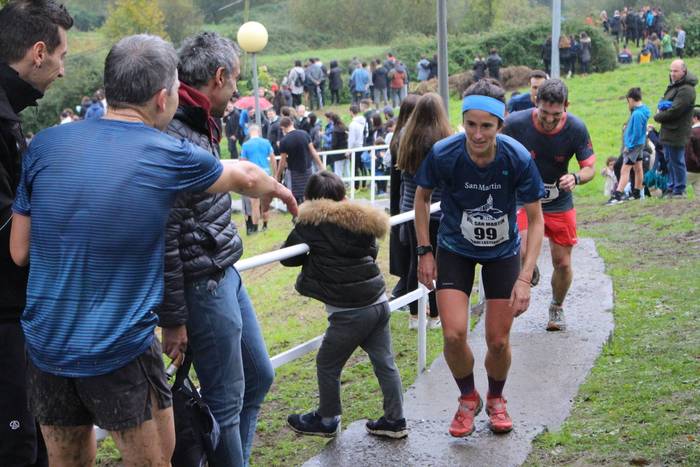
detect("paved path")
[304,238,614,467]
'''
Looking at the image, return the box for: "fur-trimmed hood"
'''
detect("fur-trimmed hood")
[296,199,389,239]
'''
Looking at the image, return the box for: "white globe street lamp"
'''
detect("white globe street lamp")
[237,21,268,127]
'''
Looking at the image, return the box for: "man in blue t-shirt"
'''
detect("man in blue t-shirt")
[241,123,277,231]
[414,80,545,438]
[502,79,596,332]
[506,70,547,113]
[9,34,297,465]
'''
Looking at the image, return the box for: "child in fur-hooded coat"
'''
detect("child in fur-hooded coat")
[281,171,407,438]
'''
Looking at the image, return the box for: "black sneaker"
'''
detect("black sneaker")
[365,416,408,439]
[287,411,339,438]
[631,188,641,200]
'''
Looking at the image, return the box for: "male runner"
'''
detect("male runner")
[502,79,596,331]
[415,80,544,436]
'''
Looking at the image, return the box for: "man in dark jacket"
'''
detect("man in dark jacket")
[328,60,343,105]
[0,2,72,465]
[486,48,502,82]
[158,32,276,466]
[372,59,388,106]
[266,107,282,155]
[653,60,697,197]
[224,97,241,158]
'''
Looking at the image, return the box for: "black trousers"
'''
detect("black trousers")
[406,219,439,317]
[0,322,47,467]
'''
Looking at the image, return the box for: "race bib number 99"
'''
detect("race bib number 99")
[460,211,510,247]
[542,182,559,204]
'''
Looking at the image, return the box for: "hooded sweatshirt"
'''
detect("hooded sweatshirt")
[624,103,651,149]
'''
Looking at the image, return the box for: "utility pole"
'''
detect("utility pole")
[437,0,449,117]
[551,0,561,79]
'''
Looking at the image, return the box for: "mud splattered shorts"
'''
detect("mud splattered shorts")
[26,337,172,431]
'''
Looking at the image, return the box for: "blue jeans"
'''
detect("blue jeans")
[665,145,687,194]
[185,266,274,467]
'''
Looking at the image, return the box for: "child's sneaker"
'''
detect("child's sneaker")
[287,411,340,438]
[408,315,419,330]
[428,316,442,330]
[448,391,483,437]
[486,395,513,433]
[365,416,408,439]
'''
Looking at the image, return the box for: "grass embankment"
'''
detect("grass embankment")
[525,57,700,465]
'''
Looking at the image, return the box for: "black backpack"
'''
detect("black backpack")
[171,353,220,467]
[293,70,304,88]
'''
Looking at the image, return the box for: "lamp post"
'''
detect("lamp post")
[551,0,562,79]
[437,0,449,118]
[237,21,268,127]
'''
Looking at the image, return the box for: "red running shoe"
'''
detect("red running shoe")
[449,391,483,437]
[486,395,513,433]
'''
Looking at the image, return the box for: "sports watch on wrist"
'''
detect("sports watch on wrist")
[571,172,581,185]
[416,245,433,256]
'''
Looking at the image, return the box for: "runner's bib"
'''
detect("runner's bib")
[460,211,510,247]
[542,183,559,204]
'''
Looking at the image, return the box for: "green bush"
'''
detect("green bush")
[390,21,618,81]
[680,11,700,57]
[70,5,106,31]
[20,53,104,133]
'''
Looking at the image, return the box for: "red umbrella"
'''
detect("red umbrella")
[234,95,272,111]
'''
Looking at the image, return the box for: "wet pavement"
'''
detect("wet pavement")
[303,238,614,467]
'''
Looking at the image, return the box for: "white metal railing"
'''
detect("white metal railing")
[236,201,442,374]
[264,144,389,213]
[318,144,390,203]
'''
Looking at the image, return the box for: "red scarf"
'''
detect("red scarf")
[177,82,219,144]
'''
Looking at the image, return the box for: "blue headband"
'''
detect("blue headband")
[461,95,505,121]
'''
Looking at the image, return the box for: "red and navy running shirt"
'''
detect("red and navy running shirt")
[502,108,595,213]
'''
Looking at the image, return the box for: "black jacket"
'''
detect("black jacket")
[157,105,243,327]
[281,199,388,308]
[653,71,698,147]
[0,62,42,322]
[267,117,282,155]
[329,66,343,91]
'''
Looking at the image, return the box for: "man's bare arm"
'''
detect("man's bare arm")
[558,164,596,191]
[276,153,288,181]
[10,213,30,267]
[207,160,298,216]
[521,200,544,281]
[308,143,324,171]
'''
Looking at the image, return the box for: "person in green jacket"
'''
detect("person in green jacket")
[661,31,673,59]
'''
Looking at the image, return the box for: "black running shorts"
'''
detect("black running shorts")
[27,337,172,431]
[436,247,520,299]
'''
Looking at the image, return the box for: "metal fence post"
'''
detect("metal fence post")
[417,287,428,374]
[370,147,376,204]
[350,150,356,200]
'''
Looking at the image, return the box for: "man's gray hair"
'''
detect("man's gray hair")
[104,34,178,108]
[177,32,240,88]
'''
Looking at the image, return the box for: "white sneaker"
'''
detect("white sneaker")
[428,316,442,329]
[408,315,419,330]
